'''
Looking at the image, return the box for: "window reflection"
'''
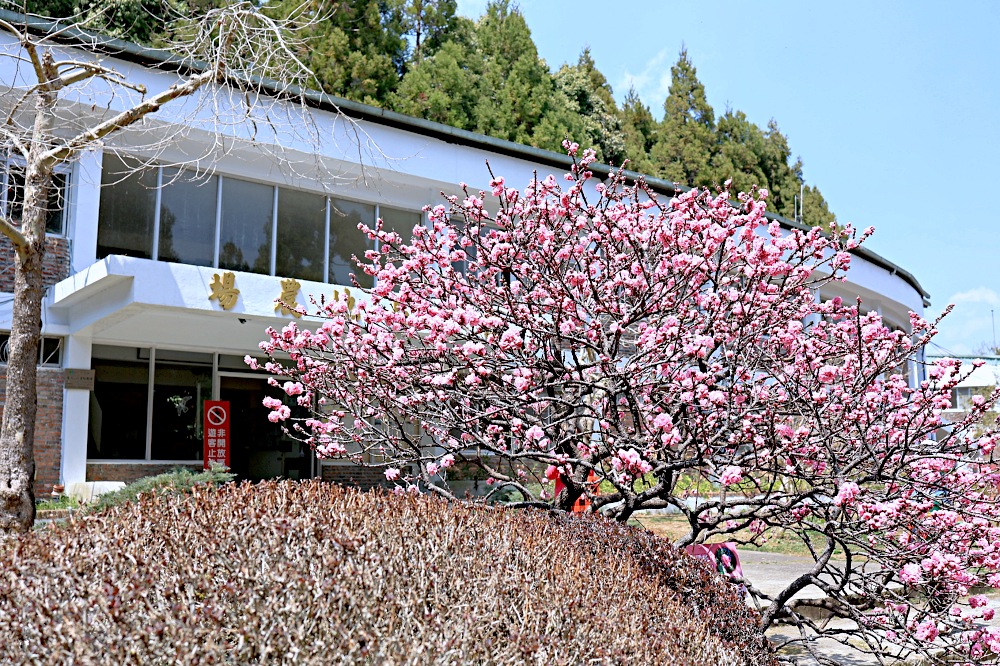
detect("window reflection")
[150,359,213,460]
[276,188,326,282]
[219,177,273,275]
[97,155,157,259]
[88,346,149,460]
[158,169,218,266]
[329,198,375,288]
[96,154,425,287]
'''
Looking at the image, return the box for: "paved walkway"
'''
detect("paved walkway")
[739,549,1000,665]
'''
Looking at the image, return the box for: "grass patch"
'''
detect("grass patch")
[35,495,79,512]
[636,514,845,557]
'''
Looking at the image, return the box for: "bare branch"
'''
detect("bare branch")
[52,59,146,93]
[0,214,26,251]
[41,67,215,167]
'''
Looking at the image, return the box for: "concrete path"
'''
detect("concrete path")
[739,549,1000,665]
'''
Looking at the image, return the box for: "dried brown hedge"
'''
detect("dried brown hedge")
[0,481,774,665]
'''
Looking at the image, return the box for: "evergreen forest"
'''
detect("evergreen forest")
[12,0,838,229]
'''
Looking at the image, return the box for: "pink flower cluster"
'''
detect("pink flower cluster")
[611,448,653,481]
[254,144,1000,658]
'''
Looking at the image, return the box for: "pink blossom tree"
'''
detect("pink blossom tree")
[258,145,1000,662]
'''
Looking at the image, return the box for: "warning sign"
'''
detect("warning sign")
[203,400,230,469]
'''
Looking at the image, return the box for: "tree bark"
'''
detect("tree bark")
[0,86,54,533]
[0,230,44,532]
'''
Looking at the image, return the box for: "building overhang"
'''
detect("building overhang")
[50,255,342,352]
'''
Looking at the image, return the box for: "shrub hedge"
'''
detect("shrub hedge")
[0,481,774,665]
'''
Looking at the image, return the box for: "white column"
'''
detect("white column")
[60,334,92,486]
[69,149,104,273]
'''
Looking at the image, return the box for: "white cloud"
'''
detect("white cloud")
[616,47,674,108]
[929,287,1000,355]
[455,0,489,20]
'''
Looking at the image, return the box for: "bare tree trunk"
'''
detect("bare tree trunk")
[0,230,44,532]
[0,87,55,533]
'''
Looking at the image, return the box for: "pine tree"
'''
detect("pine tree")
[649,48,716,188]
[620,86,656,174]
[552,49,626,165]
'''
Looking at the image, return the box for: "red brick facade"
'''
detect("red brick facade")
[0,233,74,496]
[87,463,204,483]
[0,234,71,293]
[321,463,391,490]
[0,368,65,494]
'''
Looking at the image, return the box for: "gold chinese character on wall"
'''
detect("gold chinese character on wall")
[275,278,303,317]
[208,272,240,310]
[331,287,361,321]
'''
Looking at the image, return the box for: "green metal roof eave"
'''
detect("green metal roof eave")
[0,9,930,307]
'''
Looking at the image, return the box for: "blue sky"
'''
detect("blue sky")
[456,0,1000,354]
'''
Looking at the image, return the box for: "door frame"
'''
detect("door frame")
[216,370,317,480]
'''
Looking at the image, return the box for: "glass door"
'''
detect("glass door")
[218,374,315,481]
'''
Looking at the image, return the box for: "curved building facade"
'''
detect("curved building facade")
[0,14,930,493]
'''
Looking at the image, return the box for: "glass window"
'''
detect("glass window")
[40,337,62,366]
[3,165,67,235]
[379,207,421,248]
[219,177,274,275]
[329,198,374,288]
[150,357,213,461]
[97,154,157,259]
[157,169,218,267]
[88,347,149,460]
[218,353,268,370]
[45,172,67,235]
[0,333,63,366]
[275,188,326,282]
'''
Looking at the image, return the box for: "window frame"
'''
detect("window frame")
[96,154,430,288]
[1,157,71,236]
[0,332,63,367]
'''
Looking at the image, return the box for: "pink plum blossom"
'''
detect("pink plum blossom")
[719,466,743,487]
[255,146,1000,661]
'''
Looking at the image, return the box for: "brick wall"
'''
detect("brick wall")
[321,464,391,491]
[0,367,65,495]
[87,462,204,483]
[0,235,72,293]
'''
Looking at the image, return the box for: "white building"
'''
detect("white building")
[927,354,1000,419]
[0,12,931,493]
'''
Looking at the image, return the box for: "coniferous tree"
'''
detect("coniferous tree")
[710,108,769,196]
[401,0,457,64]
[801,184,837,232]
[266,0,407,106]
[471,0,557,147]
[390,16,481,127]
[649,48,716,188]
[14,0,184,43]
[620,86,656,174]
[552,49,625,165]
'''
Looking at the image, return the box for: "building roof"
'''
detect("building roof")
[0,8,930,306]
[928,354,1000,390]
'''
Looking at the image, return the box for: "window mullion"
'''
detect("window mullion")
[270,186,278,276]
[151,167,163,260]
[145,347,156,461]
[213,176,223,269]
[323,197,330,283]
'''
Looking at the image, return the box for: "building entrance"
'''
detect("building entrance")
[219,374,315,481]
